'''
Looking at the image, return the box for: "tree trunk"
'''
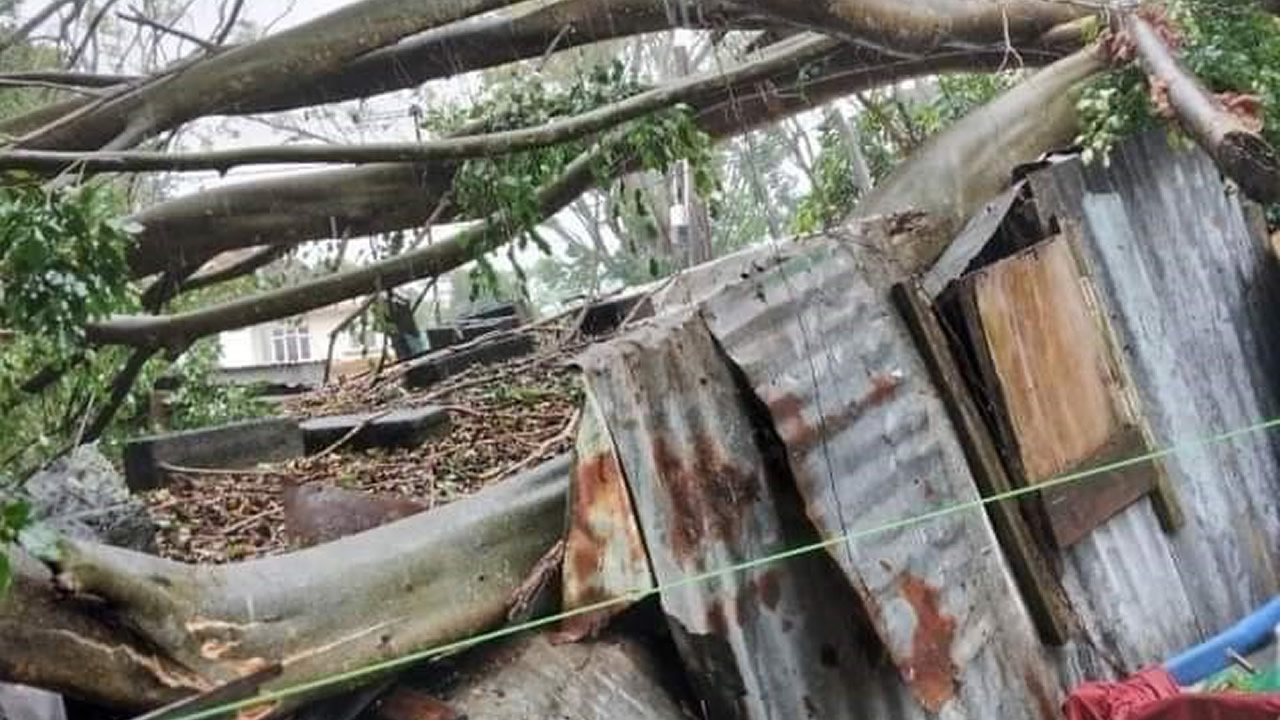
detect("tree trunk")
[853,45,1106,238]
[4,457,570,713]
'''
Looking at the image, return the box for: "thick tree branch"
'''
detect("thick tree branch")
[89,47,1049,348]
[854,44,1107,238]
[0,35,839,174]
[728,0,1090,56]
[15,0,527,150]
[1125,12,1280,203]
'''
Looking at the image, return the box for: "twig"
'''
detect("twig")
[223,505,280,535]
[481,408,580,482]
[313,409,392,459]
[0,0,80,57]
[158,462,277,477]
[323,294,377,385]
[82,347,156,443]
[436,403,484,418]
[210,0,245,46]
[116,9,216,52]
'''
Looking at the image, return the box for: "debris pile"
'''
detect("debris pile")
[143,329,587,563]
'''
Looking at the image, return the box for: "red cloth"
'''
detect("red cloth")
[1129,693,1280,720]
[1063,667,1280,720]
[1064,668,1181,720]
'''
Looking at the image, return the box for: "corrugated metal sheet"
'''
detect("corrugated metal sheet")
[1026,130,1280,676]
[559,387,653,641]
[579,311,875,720]
[565,130,1280,720]
[695,235,1061,719]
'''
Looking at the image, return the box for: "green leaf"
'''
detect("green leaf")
[2,499,28,530]
[0,551,9,596]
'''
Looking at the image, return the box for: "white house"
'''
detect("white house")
[214,298,383,388]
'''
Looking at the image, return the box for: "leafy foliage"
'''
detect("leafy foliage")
[1077,1,1280,168]
[162,339,268,432]
[0,180,139,469]
[424,59,716,298]
[0,498,29,593]
[792,123,865,234]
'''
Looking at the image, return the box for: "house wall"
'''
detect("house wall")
[216,301,380,370]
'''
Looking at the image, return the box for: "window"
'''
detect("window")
[270,318,312,364]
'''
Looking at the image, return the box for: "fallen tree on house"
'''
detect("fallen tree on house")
[2,0,1280,715]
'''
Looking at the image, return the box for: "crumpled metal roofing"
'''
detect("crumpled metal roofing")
[565,129,1280,720]
[579,311,876,719]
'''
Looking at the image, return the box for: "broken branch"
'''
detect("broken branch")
[1125,11,1280,203]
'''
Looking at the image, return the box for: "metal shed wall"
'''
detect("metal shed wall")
[1026,131,1280,685]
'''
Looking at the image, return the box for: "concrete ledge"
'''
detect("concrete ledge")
[123,418,304,491]
[300,406,451,454]
[405,334,537,390]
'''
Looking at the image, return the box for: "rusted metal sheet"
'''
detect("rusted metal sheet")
[957,235,1161,548]
[1025,129,1280,667]
[559,388,653,641]
[692,233,1060,719]
[580,311,875,720]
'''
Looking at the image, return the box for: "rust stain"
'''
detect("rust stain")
[899,574,957,714]
[757,570,782,612]
[560,446,650,642]
[377,688,460,720]
[653,432,761,566]
[1024,667,1058,720]
[707,601,730,637]
[766,373,903,455]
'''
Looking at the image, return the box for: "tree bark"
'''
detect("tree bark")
[1125,12,1280,204]
[854,44,1106,238]
[731,0,1089,55]
[1,552,195,711]
[6,456,570,713]
[127,162,459,278]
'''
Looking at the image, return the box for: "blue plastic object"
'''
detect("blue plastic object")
[1165,596,1280,686]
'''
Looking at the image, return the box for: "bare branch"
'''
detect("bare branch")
[0,70,138,87]
[0,35,839,174]
[211,0,245,46]
[81,347,156,443]
[0,0,80,57]
[116,8,216,52]
[66,0,121,67]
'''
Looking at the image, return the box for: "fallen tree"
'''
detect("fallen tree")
[4,0,1280,714]
[4,456,570,713]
